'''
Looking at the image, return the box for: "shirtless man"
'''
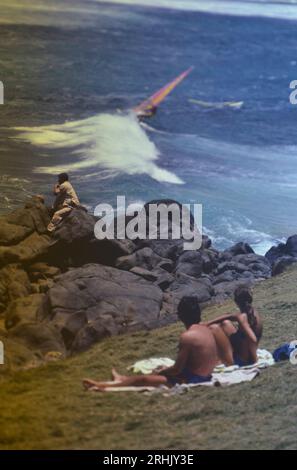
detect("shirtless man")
[82,296,218,391]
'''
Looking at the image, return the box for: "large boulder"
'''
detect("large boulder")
[285,235,297,256]
[132,199,204,260]
[213,270,237,285]
[271,256,297,276]
[212,252,271,289]
[52,207,136,267]
[115,247,173,272]
[0,196,54,267]
[265,235,297,276]
[53,207,95,243]
[130,266,175,291]
[0,231,53,266]
[39,264,164,353]
[265,235,297,265]
[200,249,219,273]
[0,196,50,246]
[168,272,214,306]
[135,239,184,261]
[265,243,286,264]
[216,261,248,275]
[231,253,271,279]
[224,242,254,257]
[161,272,214,323]
[175,251,204,278]
[214,279,253,301]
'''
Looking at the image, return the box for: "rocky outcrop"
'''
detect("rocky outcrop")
[168,272,214,306]
[0,196,279,371]
[0,196,52,267]
[0,198,141,368]
[265,235,297,275]
[116,247,173,272]
[0,196,50,246]
[51,207,136,267]
[175,251,204,278]
[39,264,163,353]
[223,242,255,257]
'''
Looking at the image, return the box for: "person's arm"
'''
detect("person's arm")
[53,184,60,195]
[206,313,258,344]
[205,313,240,327]
[158,335,190,377]
[236,315,257,344]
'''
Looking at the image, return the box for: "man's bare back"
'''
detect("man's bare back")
[180,324,217,377]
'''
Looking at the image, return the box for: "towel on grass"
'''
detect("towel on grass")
[88,349,273,394]
[129,348,274,375]
[99,368,260,394]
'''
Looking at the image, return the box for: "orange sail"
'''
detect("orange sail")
[133,67,193,117]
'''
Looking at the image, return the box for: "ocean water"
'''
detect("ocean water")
[1,0,297,253]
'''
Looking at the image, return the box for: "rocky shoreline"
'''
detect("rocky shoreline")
[1,196,296,371]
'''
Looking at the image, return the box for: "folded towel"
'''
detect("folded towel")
[128,357,174,374]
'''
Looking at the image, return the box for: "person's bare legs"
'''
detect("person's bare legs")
[111,368,125,381]
[47,206,72,232]
[82,372,169,391]
[209,324,234,366]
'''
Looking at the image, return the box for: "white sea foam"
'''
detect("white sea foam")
[3,1,297,28]
[13,112,183,185]
[205,217,285,255]
[92,0,297,21]
[0,0,150,27]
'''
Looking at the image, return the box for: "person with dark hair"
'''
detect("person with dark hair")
[82,296,218,391]
[47,173,80,232]
[205,286,263,366]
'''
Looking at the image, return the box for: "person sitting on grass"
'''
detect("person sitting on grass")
[205,286,263,367]
[82,296,218,391]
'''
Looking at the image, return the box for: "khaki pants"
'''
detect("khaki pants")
[47,206,72,232]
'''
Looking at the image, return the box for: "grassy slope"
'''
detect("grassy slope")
[1,266,297,450]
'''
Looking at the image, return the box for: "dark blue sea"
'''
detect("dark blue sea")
[1,0,297,253]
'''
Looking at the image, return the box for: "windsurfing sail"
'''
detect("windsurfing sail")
[133,67,193,118]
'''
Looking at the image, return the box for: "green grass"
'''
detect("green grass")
[1,266,297,449]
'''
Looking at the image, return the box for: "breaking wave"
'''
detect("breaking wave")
[14,112,183,185]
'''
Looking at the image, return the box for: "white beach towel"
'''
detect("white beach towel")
[129,348,274,375]
[98,368,260,394]
[87,349,273,394]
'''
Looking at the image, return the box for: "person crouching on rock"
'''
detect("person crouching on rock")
[47,173,80,232]
[82,296,218,391]
[205,286,263,367]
